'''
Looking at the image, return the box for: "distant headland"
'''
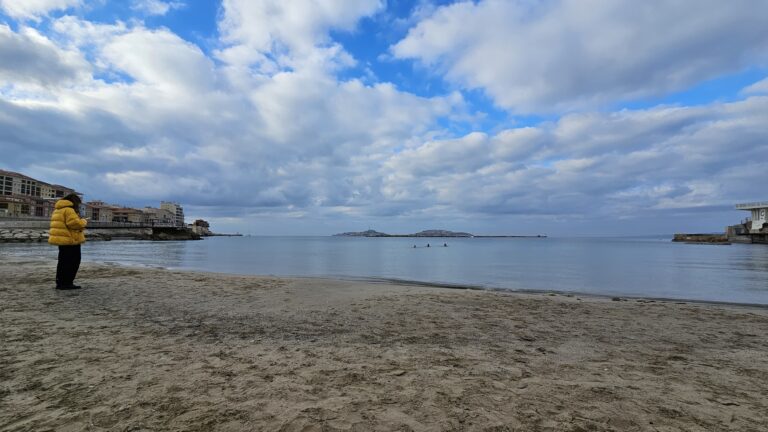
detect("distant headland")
[333,229,546,238]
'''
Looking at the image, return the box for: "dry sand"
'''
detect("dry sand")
[1,255,768,431]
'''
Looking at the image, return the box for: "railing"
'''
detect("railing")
[0,216,49,221]
[88,221,179,228]
[736,202,768,209]
[0,216,184,228]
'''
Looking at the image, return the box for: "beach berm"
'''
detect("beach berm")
[2,256,768,431]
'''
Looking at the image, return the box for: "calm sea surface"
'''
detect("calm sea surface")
[3,236,768,304]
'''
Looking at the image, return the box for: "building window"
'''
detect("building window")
[35,207,44,217]
[21,180,40,196]
[2,176,12,195]
[21,204,30,215]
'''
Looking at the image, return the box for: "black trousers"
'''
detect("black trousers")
[56,245,81,287]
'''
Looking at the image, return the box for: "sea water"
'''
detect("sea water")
[3,236,768,304]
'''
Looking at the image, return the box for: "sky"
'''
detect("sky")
[1,0,767,236]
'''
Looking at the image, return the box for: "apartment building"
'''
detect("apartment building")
[141,207,176,225]
[1,170,194,228]
[111,207,144,223]
[84,201,115,222]
[84,202,182,225]
[0,170,79,218]
[160,201,185,227]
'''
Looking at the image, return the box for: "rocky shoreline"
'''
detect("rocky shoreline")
[0,228,51,243]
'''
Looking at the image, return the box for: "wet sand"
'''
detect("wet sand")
[2,255,768,431]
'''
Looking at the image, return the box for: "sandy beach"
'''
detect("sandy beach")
[1,256,768,431]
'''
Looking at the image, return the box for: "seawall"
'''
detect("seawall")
[0,220,199,243]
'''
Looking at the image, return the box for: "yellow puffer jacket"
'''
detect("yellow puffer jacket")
[49,199,88,246]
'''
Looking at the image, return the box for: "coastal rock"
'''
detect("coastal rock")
[0,227,48,243]
[150,228,201,241]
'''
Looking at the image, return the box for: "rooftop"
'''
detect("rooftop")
[736,202,768,210]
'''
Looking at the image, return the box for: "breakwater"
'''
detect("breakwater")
[672,233,730,244]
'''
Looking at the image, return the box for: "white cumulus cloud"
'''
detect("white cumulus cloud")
[742,77,768,95]
[0,24,91,88]
[393,0,768,113]
[217,0,384,73]
[1,2,767,235]
[131,0,184,16]
[0,0,81,20]
[378,95,768,220]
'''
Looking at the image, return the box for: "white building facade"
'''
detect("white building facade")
[736,202,768,233]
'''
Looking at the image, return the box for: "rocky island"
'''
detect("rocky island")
[333,229,545,238]
[334,229,472,237]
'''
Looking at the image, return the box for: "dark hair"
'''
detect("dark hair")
[63,193,82,206]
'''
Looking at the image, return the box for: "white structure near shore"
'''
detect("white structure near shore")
[736,202,768,233]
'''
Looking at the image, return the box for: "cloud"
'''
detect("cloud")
[99,27,216,91]
[131,0,184,16]
[49,18,209,92]
[104,170,208,200]
[379,96,768,218]
[0,0,81,20]
[0,14,454,213]
[51,15,129,46]
[217,0,384,72]
[392,0,768,113]
[0,24,90,88]
[1,2,767,235]
[0,95,141,173]
[742,77,768,95]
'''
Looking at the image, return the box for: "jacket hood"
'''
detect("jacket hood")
[55,199,75,209]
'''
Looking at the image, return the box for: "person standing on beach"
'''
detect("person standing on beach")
[49,193,88,290]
